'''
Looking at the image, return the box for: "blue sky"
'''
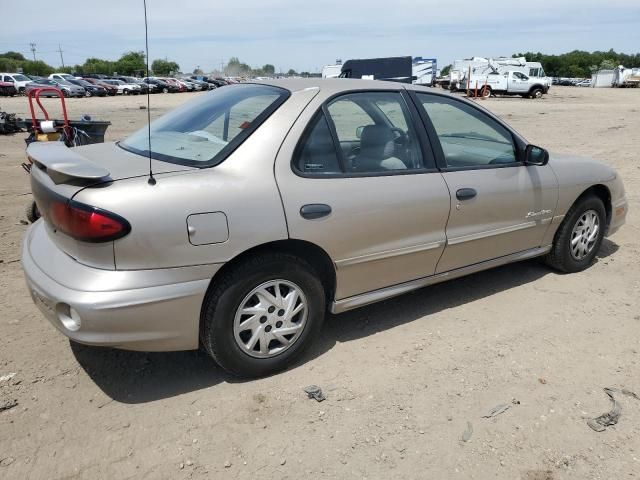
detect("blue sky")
[1,0,639,73]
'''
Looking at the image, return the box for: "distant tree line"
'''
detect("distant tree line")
[513,49,640,78]
[0,51,304,78]
[0,50,177,77]
[221,57,304,77]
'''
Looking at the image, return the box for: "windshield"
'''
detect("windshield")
[120,84,289,167]
[14,74,29,81]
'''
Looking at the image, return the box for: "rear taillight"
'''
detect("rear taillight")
[49,199,130,243]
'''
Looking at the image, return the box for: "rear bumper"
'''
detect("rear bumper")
[22,221,222,351]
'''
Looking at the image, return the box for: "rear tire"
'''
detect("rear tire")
[544,195,606,273]
[201,253,326,378]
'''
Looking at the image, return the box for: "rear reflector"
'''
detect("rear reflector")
[48,199,131,243]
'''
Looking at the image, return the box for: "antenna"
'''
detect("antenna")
[143,0,156,185]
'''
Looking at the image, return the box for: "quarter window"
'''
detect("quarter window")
[294,113,342,175]
[294,91,427,175]
[417,94,517,168]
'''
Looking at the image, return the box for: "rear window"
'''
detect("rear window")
[120,84,289,167]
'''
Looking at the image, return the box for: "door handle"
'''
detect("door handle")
[300,204,332,220]
[456,188,477,201]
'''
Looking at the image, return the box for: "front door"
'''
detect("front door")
[414,92,558,273]
[275,90,451,300]
[509,71,531,93]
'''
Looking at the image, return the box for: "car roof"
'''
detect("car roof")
[253,78,440,95]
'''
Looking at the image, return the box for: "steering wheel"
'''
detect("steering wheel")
[390,128,408,146]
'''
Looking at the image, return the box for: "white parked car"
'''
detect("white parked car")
[101,79,142,95]
[49,73,79,83]
[1,72,32,94]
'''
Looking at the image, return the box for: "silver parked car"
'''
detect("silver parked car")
[22,79,628,377]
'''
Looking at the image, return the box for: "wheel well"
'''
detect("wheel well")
[577,184,612,227]
[209,239,336,303]
[529,84,543,93]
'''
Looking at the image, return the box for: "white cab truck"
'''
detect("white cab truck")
[449,57,551,92]
[468,70,548,98]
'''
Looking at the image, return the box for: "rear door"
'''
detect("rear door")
[411,91,558,273]
[275,89,451,300]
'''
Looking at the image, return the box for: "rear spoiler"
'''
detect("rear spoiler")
[27,142,110,184]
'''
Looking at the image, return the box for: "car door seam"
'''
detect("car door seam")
[272,89,322,240]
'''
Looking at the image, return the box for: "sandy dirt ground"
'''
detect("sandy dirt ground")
[0,87,639,480]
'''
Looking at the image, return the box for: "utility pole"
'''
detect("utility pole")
[30,43,36,61]
[57,44,65,68]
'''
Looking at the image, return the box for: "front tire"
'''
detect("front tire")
[545,195,606,273]
[201,253,326,378]
[529,87,543,99]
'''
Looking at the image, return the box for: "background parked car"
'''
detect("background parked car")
[101,79,141,95]
[112,76,155,94]
[24,78,65,97]
[186,78,212,90]
[83,78,118,96]
[1,73,32,94]
[68,78,108,97]
[576,79,592,87]
[51,79,86,98]
[161,78,186,92]
[0,80,17,96]
[142,77,178,93]
[49,73,79,83]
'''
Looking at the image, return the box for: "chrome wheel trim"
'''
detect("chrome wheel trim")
[570,209,600,260]
[233,280,308,359]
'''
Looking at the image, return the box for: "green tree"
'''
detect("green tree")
[152,59,180,76]
[599,59,617,70]
[0,51,26,61]
[512,49,640,77]
[116,51,147,76]
[440,64,452,76]
[193,67,204,75]
[287,68,297,76]
[21,60,54,76]
[262,64,275,75]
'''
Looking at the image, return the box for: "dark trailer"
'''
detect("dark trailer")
[339,56,413,83]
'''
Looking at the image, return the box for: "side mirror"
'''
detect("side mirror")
[525,144,549,166]
[356,126,365,139]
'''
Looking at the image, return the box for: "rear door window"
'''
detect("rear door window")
[294,91,428,175]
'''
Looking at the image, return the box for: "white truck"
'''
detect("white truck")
[448,57,551,92]
[0,72,33,94]
[467,70,548,98]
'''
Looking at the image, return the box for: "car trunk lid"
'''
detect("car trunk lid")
[27,141,194,269]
